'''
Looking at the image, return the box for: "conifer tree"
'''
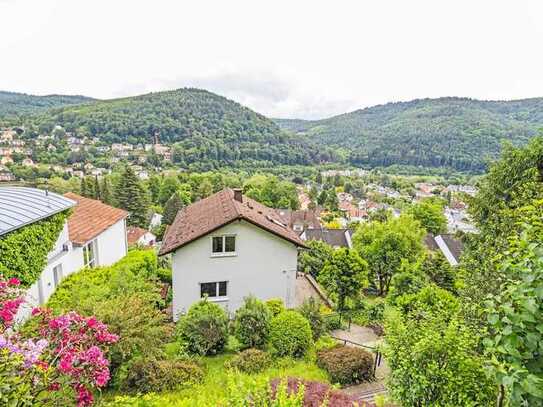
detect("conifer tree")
[163,192,185,225]
[115,166,150,228]
[93,175,101,200]
[80,176,95,199]
[100,177,113,205]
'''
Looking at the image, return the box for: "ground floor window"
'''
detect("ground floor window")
[53,264,63,287]
[200,281,228,298]
[83,240,98,268]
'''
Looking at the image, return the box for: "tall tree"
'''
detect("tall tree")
[100,177,113,205]
[115,166,150,228]
[407,198,447,235]
[80,176,95,199]
[162,192,185,225]
[318,248,368,312]
[93,176,101,201]
[353,215,425,295]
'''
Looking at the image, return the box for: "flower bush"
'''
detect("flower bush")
[233,296,272,349]
[269,311,313,358]
[0,274,118,406]
[270,377,360,406]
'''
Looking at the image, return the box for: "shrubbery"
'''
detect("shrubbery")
[270,377,359,406]
[298,298,326,340]
[269,311,313,357]
[317,345,374,385]
[225,348,272,374]
[120,357,205,394]
[176,299,229,355]
[265,298,285,317]
[233,296,272,349]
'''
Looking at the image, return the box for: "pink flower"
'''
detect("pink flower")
[31,307,42,316]
[76,385,94,407]
[59,353,74,373]
[7,278,20,286]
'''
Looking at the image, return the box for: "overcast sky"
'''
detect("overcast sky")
[1,0,542,119]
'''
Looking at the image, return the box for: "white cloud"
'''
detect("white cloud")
[1,0,542,119]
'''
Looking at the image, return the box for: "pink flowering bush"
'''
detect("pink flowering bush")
[0,274,118,406]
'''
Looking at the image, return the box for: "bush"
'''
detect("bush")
[265,298,285,317]
[269,311,313,358]
[233,296,272,349]
[365,299,385,323]
[270,377,359,406]
[176,299,229,355]
[317,345,374,385]
[225,348,272,374]
[298,298,326,340]
[120,357,204,393]
[156,267,172,285]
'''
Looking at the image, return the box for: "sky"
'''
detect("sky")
[1,0,542,119]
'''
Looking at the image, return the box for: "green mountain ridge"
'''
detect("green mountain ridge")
[0,91,95,118]
[6,88,333,169]
[274,97,543,171]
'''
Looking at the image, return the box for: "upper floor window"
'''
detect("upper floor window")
[212,235,236,255]
[83,240,98,268]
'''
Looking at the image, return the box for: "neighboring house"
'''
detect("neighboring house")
[64,193,128,269]
[424,233,464,266]
[127,226,156,247]
[159,188,307,319]
[0,167,15,182]
[301,228,354,249]
[275,209,322,234]
[0,188,130,317]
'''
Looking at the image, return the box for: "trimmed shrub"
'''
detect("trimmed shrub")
[233,296,272,349]
[269,311,313,358]
[225,348,272,374]
[265,298,285,317]
[298,298,326,340]
[317,345,374,385]
[120,357,204,393]
[176,299,229,355]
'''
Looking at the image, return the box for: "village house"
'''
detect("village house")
[300,228,354,249]
[275,208,322,233]
[22,158,35,167]
[0,188,129,317]
[127,226,156,247]
[424,233,464,266]
[0,167,15,182]
[159,188,307,318]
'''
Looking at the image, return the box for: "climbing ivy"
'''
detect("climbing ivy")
[0,210,69,287]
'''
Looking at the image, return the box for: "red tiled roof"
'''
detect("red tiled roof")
[127,226,149,246]
[64,193,128,245]
[159,188,306,255]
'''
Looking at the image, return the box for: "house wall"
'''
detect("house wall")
[93,219,128,266]
[171,220,299,320]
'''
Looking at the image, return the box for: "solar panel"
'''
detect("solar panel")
[0,187,76,236]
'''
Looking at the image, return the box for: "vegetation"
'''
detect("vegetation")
[224,348,272,374]
[406,197,447,234]
[269,311,313,358]
[233,296,272,350]
[176,299,229,356]
[276,97,543,172]
[115,166,150,227]
[0,90,94,118]
[316,345,374,385]
[297,298,326,341]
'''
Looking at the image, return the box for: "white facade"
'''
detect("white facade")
[20,219,127,318]
[171,220,299,320]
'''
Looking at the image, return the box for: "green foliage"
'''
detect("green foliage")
[244,175,300,209]
[119,357,205,394]
[406,198,447,234]
[298,240,334,279]
[422,251,456,293]
[396,284,459,320]
[297,298,326,340]
[483,230,543,405]
[233,296,272,350]
[0,90,93,117]
[176,299,229,356]
[269,311,313,358]
[276,97,543,172]
[388,269,427,304]
[225,348,272,374]
[353,214,425,296]
[316,345,374,385]
[115,166,150,228]
[318,248,368,311]
[265,298,285,317]
[384,310,497,406]
[0,210,68,286]
[162,191,185,225]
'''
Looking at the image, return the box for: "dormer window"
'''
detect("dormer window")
[212,235,236,256]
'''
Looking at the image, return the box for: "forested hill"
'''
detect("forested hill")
[0,91,95,118]
[13,88,335,167]
[275,97,543,172]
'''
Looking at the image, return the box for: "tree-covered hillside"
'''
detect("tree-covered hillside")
[275,97,543,172]
[15,88,334,168]
[0,91,94,118]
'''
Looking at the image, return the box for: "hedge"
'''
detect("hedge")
[317,345,374,385]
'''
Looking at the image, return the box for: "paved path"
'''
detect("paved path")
[332,324,391,404]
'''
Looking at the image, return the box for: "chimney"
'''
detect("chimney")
[233,188,243,203]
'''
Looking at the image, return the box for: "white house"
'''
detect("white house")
[127,226,156,247]
[0,187,128,318]
[159,188,307,319]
